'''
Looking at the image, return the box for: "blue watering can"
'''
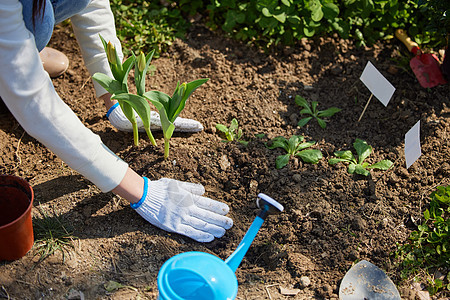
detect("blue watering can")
[157,193,284,300]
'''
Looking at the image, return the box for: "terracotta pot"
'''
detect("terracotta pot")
[0,175,34,261]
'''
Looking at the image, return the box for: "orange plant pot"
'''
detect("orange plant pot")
[0,175,34,261]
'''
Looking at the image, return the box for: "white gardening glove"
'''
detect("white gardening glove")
[131,177,233,242]
[107,103,204,133]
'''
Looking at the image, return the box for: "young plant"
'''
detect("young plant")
[92,35,156,146]
[395,186,450,294]
[295,95,341,129]
[266,135,322,169]
[139,79,209,159]
[33,204,76,264]
[328,139,393,176]
[215,118,248,145]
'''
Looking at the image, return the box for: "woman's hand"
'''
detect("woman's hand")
[132,177,233,242]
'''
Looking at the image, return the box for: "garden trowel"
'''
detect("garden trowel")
[395,29,447,88]
[339,260,401,300]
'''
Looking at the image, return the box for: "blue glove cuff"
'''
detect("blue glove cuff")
[106,102,120,118]
[130,176,149,209]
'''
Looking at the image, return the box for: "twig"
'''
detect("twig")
[1,286,11,300]
[265,284,278,300]
[14,131,25,168]
[358,93,373,122]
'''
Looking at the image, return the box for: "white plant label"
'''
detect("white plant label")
[405,120,422,169]
[360,61,396,107]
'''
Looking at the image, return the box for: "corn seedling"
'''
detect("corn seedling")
[141,79,209,159]
[92,35,156,146]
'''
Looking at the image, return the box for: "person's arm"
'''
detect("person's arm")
[70,0,121,98]
[0,0,128,192]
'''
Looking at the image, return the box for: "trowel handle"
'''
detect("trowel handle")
[395,29,420,55]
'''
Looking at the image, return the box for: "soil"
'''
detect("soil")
[1,23,449,300]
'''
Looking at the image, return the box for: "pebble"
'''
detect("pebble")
[299,276,311,288]
[293,174,302,183]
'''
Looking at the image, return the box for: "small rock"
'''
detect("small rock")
[67,289,85,300]
[219,155,231,170]
[289,113,298,124]
[293,174,302,183]
[299,276,311,288]
[387,65,399,75]
[331,66,343,75]
[351,216,367,231]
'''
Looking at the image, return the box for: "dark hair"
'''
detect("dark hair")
[32,0,46,26]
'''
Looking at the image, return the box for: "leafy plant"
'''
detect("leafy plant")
[33,205,76,264]
[394,186,450,294]
[215,118,248,145]
[295,95,341,129]
[92,35,157,146]
[328,139,393,176]
[110,0,189,57]
[266,135,322,169]
[137,79,209,159]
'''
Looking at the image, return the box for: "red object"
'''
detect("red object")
[396,29,447,88]
[0,175,34,261]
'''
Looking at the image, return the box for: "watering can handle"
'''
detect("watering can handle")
[225,216,265,272]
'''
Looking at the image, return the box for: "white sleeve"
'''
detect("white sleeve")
[0,0,128,192]
[70,0,124,97]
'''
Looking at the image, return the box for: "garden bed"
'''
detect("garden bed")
[0,24,449,299]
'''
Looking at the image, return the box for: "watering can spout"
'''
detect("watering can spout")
[225,193,283,272]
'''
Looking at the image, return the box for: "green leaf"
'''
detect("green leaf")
[170,78,208,121]
[322,2,339,19]
[281,0,291,7]
[367,160,393,170]
[296,149,322,163]
[353,139,372,164]
[318,107,341,117]
[144,92,175,141]
[354,164,370,176]
[273,12,287,23]
[316,117,327,128]
[287,135,302,153]
[298,117,313,127]
[104,281,125,292]
[334,150,355,161]
[229,118,239,132]
[348,163,356,174]
[92,73,124,95]
[311,101,319,114]
[295,95,310,110]
[328,158,350,165]
[267,136,288,150]
[113,93,153,133]
[215,124,229,133]
[310,0,324,22]
[276,154,291,169]
[144,90,171,112]
[295,141,315,152]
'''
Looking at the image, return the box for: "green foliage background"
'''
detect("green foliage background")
[111,0,449,56]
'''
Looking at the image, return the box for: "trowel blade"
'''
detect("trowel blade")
[339,260,401,300]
